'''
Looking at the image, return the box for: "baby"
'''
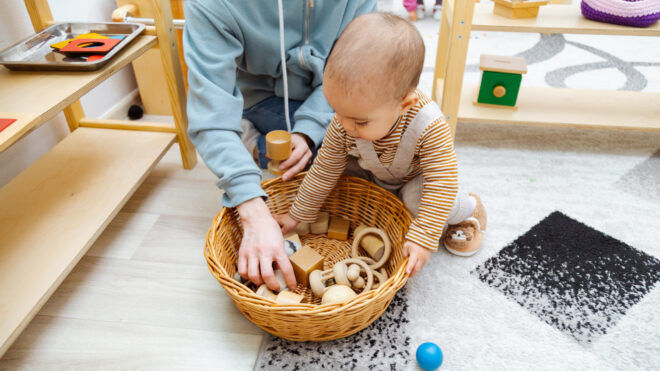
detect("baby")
[276,13,487,277]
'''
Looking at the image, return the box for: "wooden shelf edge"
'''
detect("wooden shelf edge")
[456,85,660,131]
[472,3,660,36]
[0,128,175,357]
[0,35,157,153]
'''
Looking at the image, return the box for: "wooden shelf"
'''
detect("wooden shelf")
[450,81,660,131]
[472,3,660,36]
[0,35,157,153]
[0,127,175,356]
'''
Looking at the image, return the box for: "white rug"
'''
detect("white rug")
[255,9,660,370]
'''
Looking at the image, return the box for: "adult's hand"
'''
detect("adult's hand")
[279,133,313,181]
[236,197,297,291]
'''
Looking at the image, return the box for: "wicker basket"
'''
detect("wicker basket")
[204,173,412,341]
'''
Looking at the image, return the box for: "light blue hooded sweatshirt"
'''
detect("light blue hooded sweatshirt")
[183,0,377,207]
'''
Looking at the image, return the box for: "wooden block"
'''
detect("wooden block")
[327,216,350,240]
[289,246,324,286]
[354,225,385,261]
[275,290,304,304]
[295,222,310,236]
[310,212,329,234]
[255,285,277,300]
[493,0,548,19]
[283,232,302,256]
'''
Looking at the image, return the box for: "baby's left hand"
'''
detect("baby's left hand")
[403,240,431,278]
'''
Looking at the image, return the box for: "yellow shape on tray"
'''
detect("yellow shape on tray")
[50,33,109,50]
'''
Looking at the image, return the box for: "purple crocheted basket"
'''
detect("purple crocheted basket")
[581,0,660,27]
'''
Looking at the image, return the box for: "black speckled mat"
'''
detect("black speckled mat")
[472,211,660,344]
[253,289,411,370]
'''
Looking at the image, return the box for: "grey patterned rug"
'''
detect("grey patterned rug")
[254,13,660,371]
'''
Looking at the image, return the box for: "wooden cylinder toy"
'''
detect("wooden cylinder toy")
[266,130,291,175]
[354,225,385,261]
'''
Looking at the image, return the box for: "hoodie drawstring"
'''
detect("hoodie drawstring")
[277,0,292,133]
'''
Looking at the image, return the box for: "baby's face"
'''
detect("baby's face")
[323,76,408,141]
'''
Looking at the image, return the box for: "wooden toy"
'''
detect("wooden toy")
[265,130,291,176]
[295,222,310,236]
[50,33,109,49]
[283,232,302,256]
[309,258,373,297]
[474,55,527,110]
[0,118,16,133]
[256,284,277,301]
[354,225,386,261]
[327,216,350,240]
[493,0,548,19]
[289,245,324,286]
[351,227,392,269]
[321,285,357,305]
[60,38,121,54]
[310,212,329,234]
[275,290,304,304]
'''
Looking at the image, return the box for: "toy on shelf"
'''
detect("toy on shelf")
[289,245,324,286]
[493,0,549,19]
[50,32,109,50]
[310,211,330,234]
[0,118,17,133]
[581,0,660,28]
[265,130,291,176]
[475,54,527,110]
[327,216,350,240]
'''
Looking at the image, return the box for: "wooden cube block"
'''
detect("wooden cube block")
[289,245,324,286]
[276,290,304,304]
[255,284,277,300]
[328,216,350,240]
[295,222,310,236]
[283,232,302,256]
[354,225,385,261]
[310,212,329,234]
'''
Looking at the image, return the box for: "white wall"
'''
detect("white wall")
[0,0,138,186]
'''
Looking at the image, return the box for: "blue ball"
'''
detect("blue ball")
[416,342,443,370]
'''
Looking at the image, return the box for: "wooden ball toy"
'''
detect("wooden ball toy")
[309,258,374,298]
[321,284,357,305]
[347,264,361,281]
[265,130,291,176]
[474,54,527,110]
[493,0,548,19]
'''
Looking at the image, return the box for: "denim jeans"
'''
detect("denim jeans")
[243,96,317,169]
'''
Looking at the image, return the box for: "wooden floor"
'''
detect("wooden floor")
[0,144,265,370]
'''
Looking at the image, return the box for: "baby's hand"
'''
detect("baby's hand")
[273,213,299,235]
[403,240,431,278]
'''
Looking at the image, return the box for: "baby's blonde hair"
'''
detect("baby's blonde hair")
[325,12,425,102]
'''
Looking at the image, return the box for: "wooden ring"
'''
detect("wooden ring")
[351,227,391,269]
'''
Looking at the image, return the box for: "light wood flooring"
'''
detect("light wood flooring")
[0,144,266,370]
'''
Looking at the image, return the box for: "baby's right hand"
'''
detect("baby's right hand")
[273,213,299,235]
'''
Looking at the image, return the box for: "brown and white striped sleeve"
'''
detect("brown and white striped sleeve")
[288,116,349,222]
[405,118,459,251]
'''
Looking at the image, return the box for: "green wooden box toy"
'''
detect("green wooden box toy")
[475,55,527,110]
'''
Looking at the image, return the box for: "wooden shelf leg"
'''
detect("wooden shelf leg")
[440,0,476,136]
[151,0,197,169]
[432,3,452,102]
[25,0,85,133]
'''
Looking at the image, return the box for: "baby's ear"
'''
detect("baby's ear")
[400,92,419,114]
